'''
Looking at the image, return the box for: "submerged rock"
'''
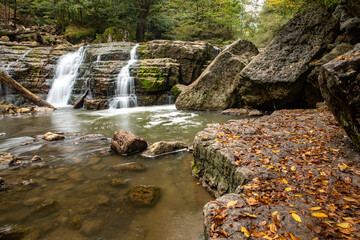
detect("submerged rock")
[141,141,188,157]
[0,152,21,169]
[237,5,339,110]
[43,132,65,141]
[112,162,145,171]
[221,108,263,117]
[0,225,27,240]
[80,219,103,236]
[33,199,61,216]
[110,129,147,155]
[110,178,127,187]
[319,43,360,149]
[176,39,258,110]
[128,185,161,207]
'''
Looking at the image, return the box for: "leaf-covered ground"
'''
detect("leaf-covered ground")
[200,108,360,239]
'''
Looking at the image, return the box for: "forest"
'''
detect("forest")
[1,0,355,47]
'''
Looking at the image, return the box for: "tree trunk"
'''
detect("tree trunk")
[0,71,56,110]
[136,0,152,42]
[13,0,16,29]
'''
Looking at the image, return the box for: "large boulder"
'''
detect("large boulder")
[319,44,360,149]
[141,141,188,157]
[110,130,148,155]
[175,39,258,110]
[137,40,217,85]
[237,6,339,110]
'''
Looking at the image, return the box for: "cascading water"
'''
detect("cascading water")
[0,49,33,103]
[46,46,87,107]
[109,44,139,109]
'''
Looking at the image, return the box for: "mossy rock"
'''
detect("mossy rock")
[65,25,96,44]
[102,27,129,43]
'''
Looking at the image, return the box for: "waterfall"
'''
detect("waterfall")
[1,48,32,103]
[46,46,88,107]
[109,44,139,109]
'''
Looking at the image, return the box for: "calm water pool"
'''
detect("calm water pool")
[0,105,236,240]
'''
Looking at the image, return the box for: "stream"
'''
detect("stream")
[0,105,236,240]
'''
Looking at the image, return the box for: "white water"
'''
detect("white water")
[0,49,33,103]
[109,44,139,109]
[46,46,87,107]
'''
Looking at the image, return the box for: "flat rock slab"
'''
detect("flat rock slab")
[194,109,360,239]
[110,129,148,155]
[141,141,188,157]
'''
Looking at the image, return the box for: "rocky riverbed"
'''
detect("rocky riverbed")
[193,108,360,239]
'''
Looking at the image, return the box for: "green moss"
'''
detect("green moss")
[42,35,56,45]
[11,46,29,50]
[65,24,96,44]
[191,161,200,176]
[170,85,181,98]
[140,78,164,90]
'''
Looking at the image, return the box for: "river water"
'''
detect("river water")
[0,105,235,240]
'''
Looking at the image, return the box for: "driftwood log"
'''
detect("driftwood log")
[0,71,56,110]
[73,90,89,109]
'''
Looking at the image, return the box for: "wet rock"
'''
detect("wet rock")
[128,185,161,207]
[33,107,54,115]
[112,162,145,171]
[141,141,188,157]
[176,39,258,110]
[248,109,263,116]
[0,133,5,136]
[84,99,109,110]
[0,225,27,240]
[319,43,360,149]
[91,164,105,171]
[0,152,21,169]
[80,219,103,236]
[24,197,43,207]
[221,108,249,116]
[340,17,360,44]
[0,36,10,42]
[33,199,61,216]
[42,132,65,141]
[46,228,84,240]
[94,194,110,206]
[0,177,5,191]
[69,214,85,230]
[110,129,148,155]
[110,178,127,187]
[30,155,42,162]
[237,5,339,110]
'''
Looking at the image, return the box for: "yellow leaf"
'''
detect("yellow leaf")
[291,166,296,171]
[269,222,277,233]
[241,226,250,237]
[337,223,352,229]
[244,212,257,218]
[292,213,302,222]
[288,211,297,214]
[309,207,321,211]
[312,212,328,218]
[226,200,238,207]
[273,150,281,153]
[295,194,303,197]
[281,179,288,184]
[285,187,292,192]
[338,163,349,171]
[272,211,278,216]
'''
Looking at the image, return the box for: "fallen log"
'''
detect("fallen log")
[0,71,56,110]
[73,90,89,109]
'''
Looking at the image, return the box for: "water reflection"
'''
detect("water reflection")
[0,105,237,239]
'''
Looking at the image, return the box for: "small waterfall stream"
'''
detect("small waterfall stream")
[46,46,88,107]
[109,44,139,109]
[0,49,32,103]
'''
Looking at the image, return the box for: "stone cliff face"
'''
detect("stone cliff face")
[0,40,218,107]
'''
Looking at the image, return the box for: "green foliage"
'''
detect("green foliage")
[65,24,96,44]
